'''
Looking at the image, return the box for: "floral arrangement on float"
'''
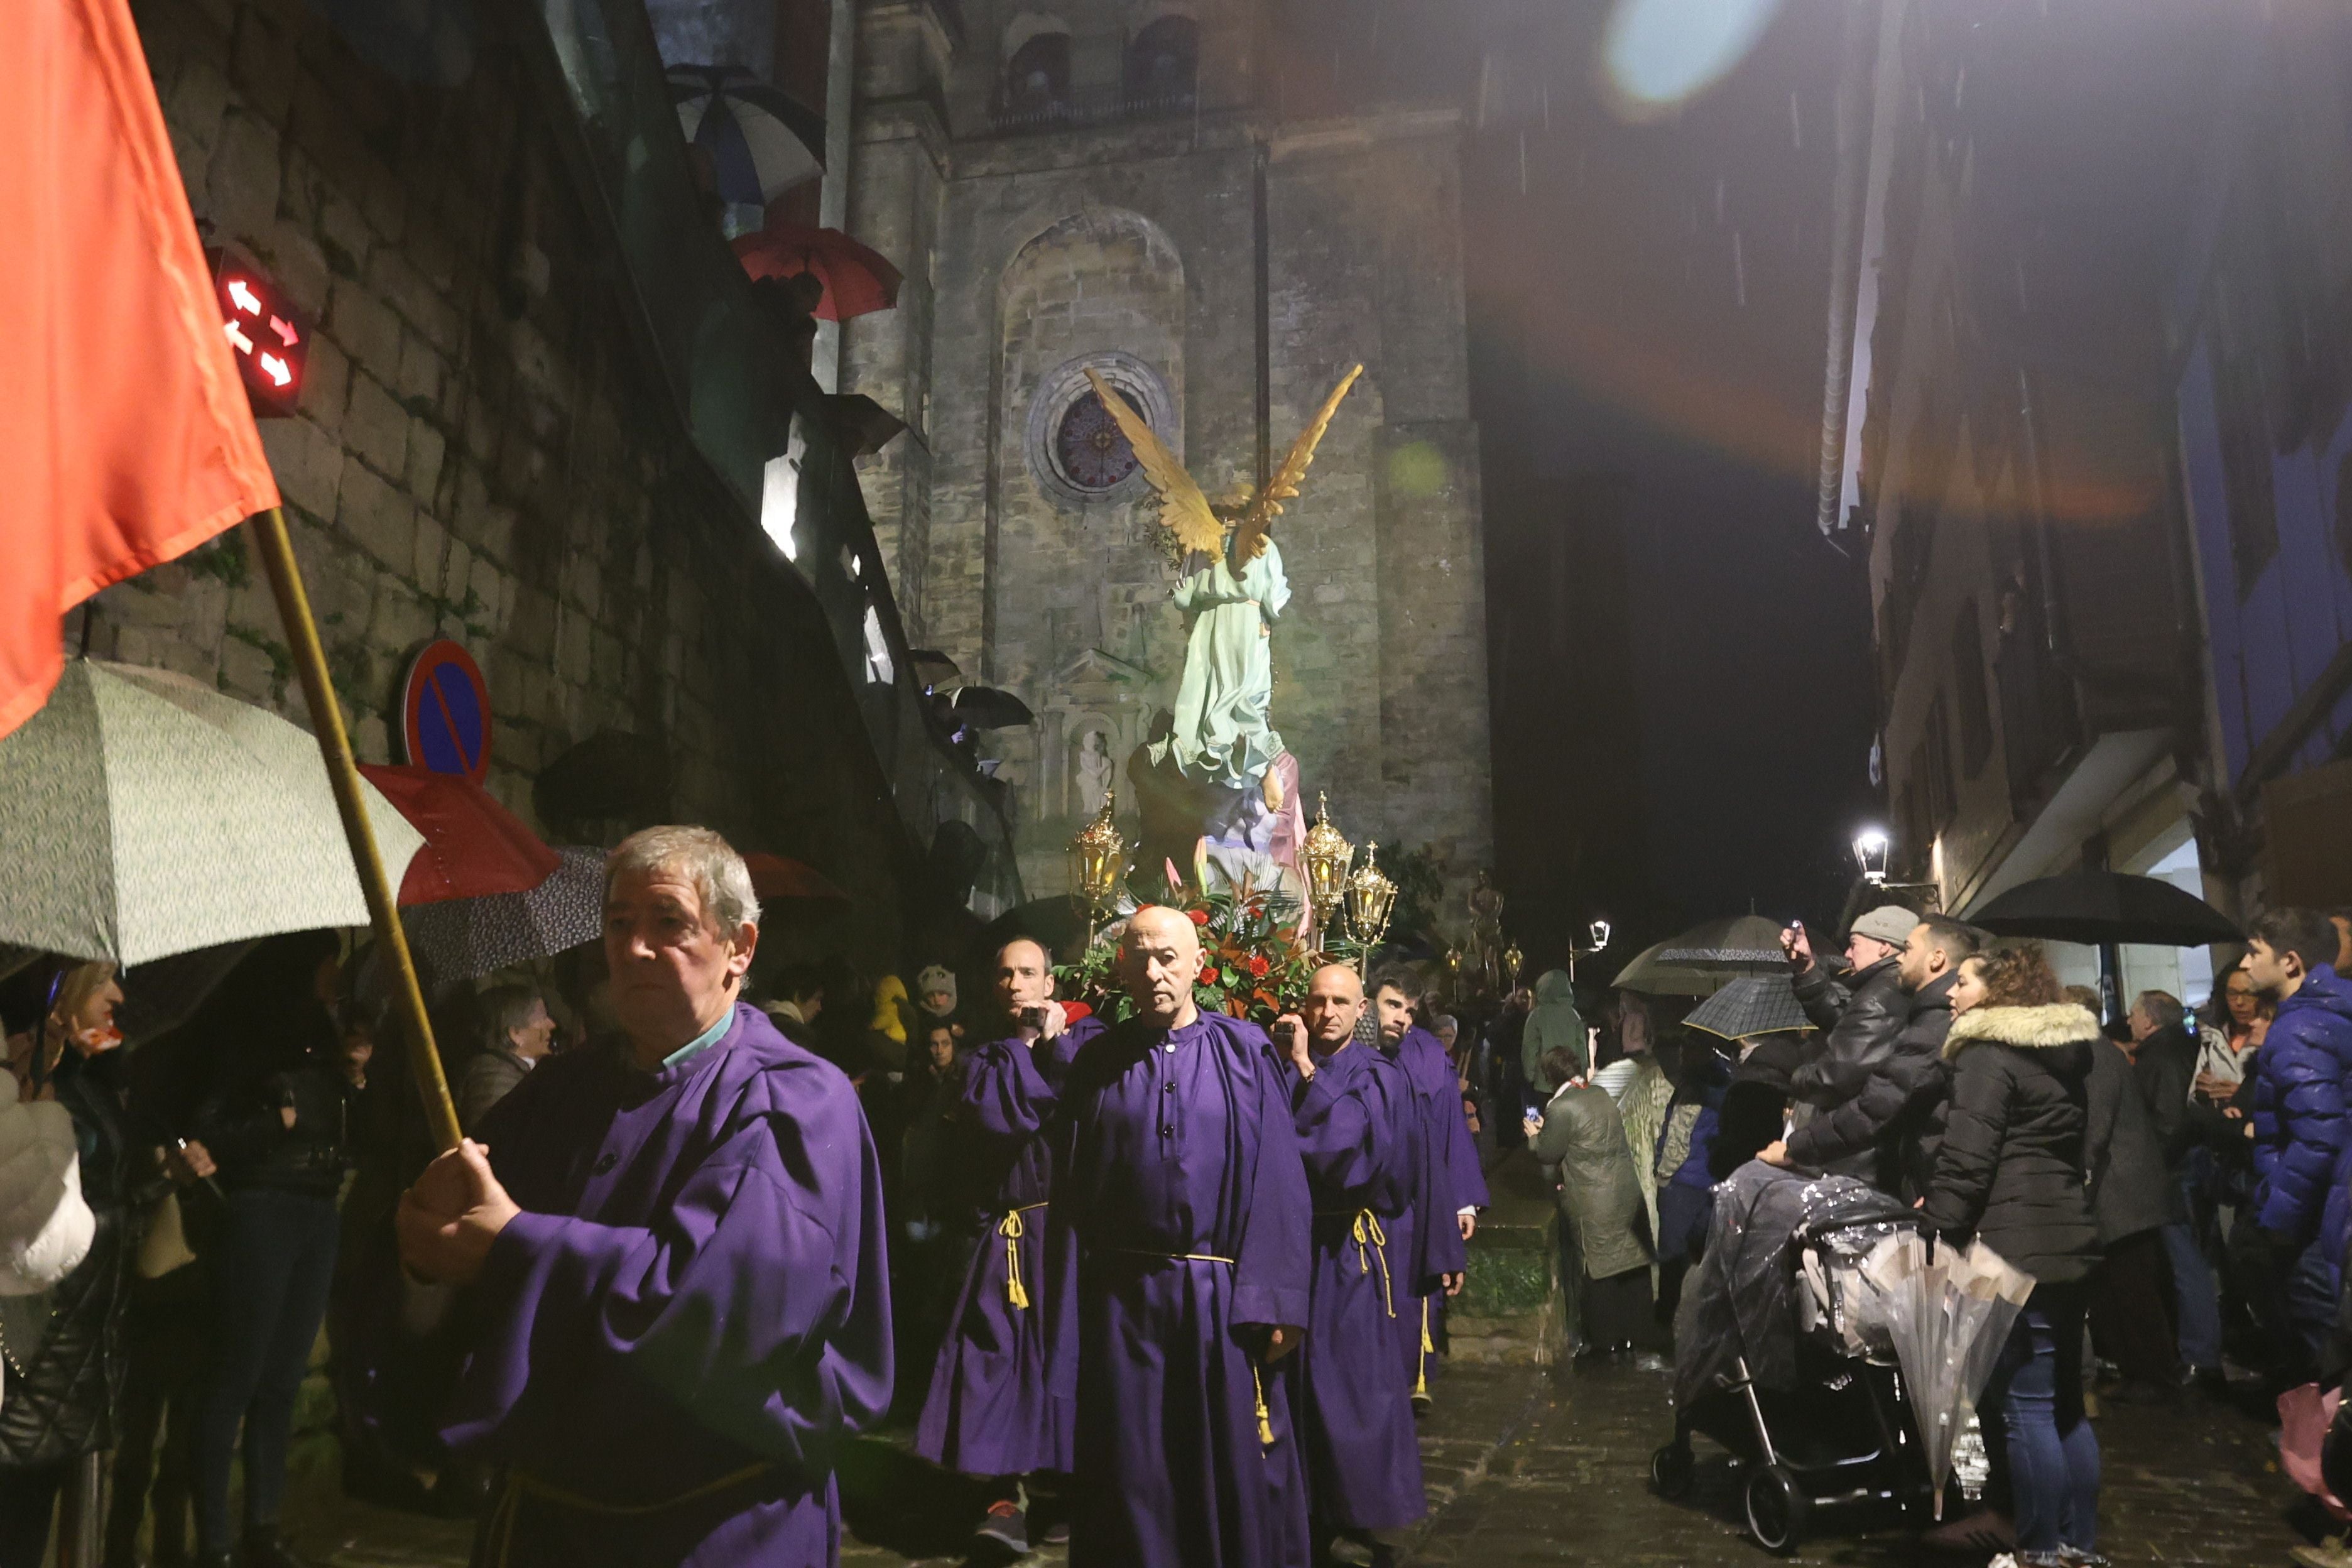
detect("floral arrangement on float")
[1056,862,1319,1027]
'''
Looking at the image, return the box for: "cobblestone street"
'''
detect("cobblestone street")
[283,1360,2318,1567]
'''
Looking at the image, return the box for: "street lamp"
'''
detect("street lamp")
[1301,793,1354,950]
[1068,788,1128,949]
[1568,918,1611,984]
[1852,827,1891,886]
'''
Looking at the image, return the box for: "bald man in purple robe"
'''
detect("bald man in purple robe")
[1372,968,1486,1406]
[1053,906,1313,1568]
[915,937,1102,1555]
[1274,964,1426,1559]
[397,826,891,1568]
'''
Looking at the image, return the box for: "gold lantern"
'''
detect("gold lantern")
[1344,841,1398,961]
[1502,940,1525,994]
[1444,947,1465,1004]
[1069,788,1127,947]
[1300,793,1354,949]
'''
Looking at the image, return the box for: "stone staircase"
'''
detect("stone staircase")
[1444,1150,1562,1366]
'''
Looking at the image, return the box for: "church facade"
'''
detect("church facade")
[845,0,1494,899]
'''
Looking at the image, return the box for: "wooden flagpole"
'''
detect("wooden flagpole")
[249,506,462,1152]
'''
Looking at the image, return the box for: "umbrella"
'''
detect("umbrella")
[1967,870,2241,949]
[908,650,964,693]
[947,687,1035,730]
[827,392,907,457]
[1854,1231,2034,1520]
[1655,914,1789,971]
[733,223,901,322]
[1682,974,1809,1039]
[0,661,424,966]
[357,765,559,906]
[404,845,605,987]
[1611,939,1723,998]
[668,65,825,207]
[743,853,849,905]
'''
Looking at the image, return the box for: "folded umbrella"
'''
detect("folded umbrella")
[357,764,559,906]
[733,222,901,322]
[0,662,423,966]
[1967,870,2241,949]
[1682,974,1809,1039]
[403,845,605,988]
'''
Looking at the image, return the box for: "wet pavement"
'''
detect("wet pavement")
[283,1362,2318,1567]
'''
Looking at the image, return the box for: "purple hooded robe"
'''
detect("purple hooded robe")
[914,1013,1103,1476]
[1388,1025,1484,1391]
[1052,1010,1314,1567]
[444,1003,892,1567]
[1287,1041,1426,1531]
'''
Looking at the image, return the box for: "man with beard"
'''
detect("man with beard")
[915,937,1102,1555]
[1053,906,1312,1567]
[1370,967,1481,1408]
[1274,964,1424,1565]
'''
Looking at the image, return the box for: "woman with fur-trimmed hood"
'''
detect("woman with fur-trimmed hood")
[1922,944,2103,1568]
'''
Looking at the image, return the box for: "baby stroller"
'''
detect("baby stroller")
[1650,1164,1938,1553]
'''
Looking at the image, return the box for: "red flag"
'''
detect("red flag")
[0,0,280,739]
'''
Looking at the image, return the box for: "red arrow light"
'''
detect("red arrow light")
[270,315,300,346]
[227,279,261,314]
[224,320,254,355]
[258,352,293,388]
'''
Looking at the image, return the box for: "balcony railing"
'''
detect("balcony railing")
[989,83,1221,136]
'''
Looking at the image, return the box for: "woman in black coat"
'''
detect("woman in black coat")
[1922,945,2103,1568]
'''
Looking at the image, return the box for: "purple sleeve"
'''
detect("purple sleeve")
[1291,1069,1393,1198]
[445,1079,893,1467]
[1410,1093,1468,1285]
[1444,1086,1490,1211]
[962,1036,1057,1143]
[1233,1038,1312,1331]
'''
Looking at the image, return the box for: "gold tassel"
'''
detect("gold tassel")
[1351,1209,1395,1319]
[1001,1208,1032,1310]
[1253,1364,1275,1447]
[1413,1297,1432,1400]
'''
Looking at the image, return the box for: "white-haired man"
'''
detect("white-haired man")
[1053,906,1312,1567]
[396,825,891,1567]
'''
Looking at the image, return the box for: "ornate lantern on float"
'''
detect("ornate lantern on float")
[1502,940,1525,994]
[1345,841,1399,961]
[1069,788,1128,947]
[1301,793,1354,949]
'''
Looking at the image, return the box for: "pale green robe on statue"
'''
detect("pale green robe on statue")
[1153,539,1288,790]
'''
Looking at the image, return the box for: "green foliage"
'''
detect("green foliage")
[1385,843,1447,950]
[1054,875,1318,1027]
[184,536,252,589]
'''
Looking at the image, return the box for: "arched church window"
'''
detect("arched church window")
[1126,17,1198,105]
[1005,31,1072,115]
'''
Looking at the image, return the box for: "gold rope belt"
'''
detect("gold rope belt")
[1349,1210,1396,1320]
[1415,1297,1433,1400]
[486,1461,772,1566]
[1096,1246,1274,1448]
[999,1203,1048,1310]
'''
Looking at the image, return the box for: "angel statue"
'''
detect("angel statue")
[1085,363,1363,799]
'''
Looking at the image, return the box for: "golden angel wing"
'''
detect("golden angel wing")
[1083,369,1224,556]
[1234,363,1364,560]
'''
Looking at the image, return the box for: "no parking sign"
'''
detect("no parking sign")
[401,640,493,783]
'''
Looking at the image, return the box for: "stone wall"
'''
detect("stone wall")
[112,0,927,964]
[844,2,1497,900]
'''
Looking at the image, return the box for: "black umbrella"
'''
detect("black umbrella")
[1682,974,1810,1040]
[1968,871,2241,949]
[1655,914,1787,972]
[949,687,1036,729]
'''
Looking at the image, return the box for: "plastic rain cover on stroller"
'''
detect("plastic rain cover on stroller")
[1671,1162,1915,1415]
[1851,1229,2034,1519]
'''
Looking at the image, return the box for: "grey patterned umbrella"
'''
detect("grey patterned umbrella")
[1682,974,1811,1040]
[0,662,423,966]
[404,845,605,988]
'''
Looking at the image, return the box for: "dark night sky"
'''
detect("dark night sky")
[1460,0,1880,967]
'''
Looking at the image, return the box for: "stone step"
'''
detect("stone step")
[1445,1149,1561,1366]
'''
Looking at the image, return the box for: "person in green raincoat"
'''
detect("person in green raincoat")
[1522,970,1589,1097]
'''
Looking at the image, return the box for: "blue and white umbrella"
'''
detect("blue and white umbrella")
[668,65,826,208]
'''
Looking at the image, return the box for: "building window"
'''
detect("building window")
[1005,31,1072,116]
[1951,601,1992,780]
[1126,17,1198,105]
[1053,391,1142,491]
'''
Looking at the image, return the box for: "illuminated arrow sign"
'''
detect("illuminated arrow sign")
[205,247,308,418]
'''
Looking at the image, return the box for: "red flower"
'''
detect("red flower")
[1200,966,1221,984]
[1246,955,1271,978]
[1188,908,1211,927]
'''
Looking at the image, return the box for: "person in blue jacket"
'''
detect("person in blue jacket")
[2244,908,2352,1376]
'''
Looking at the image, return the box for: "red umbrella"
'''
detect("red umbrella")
[733,222,901,321]
[743,852,849,905]
[357,764,560,906]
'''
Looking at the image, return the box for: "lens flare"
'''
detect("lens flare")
[1598,0,1783,123]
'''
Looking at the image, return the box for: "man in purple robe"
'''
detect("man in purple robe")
[1372,967,1484,1408]
[915,937,1102,1555]
[1273,964,1425,1562]
[1053,906,1314,1567]
[396,826,892,1568]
